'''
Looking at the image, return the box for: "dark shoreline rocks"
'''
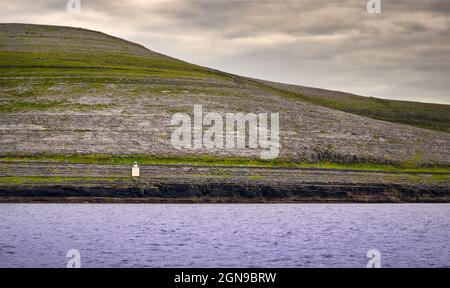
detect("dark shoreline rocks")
[0,182,448,203]
[1,163,448,203]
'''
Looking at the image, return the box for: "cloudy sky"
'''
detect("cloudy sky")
[2,0,450,104]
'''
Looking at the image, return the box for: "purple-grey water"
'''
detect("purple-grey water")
[0,204,449,268]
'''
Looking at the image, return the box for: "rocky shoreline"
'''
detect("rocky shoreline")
[0,182,449,203]
[0,163,449,203]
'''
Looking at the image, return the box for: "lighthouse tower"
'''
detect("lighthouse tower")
[131,162,140,177]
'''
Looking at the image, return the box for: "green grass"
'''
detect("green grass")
[1,154,449,173]
[253,81,450,133]
[0,100,113,112]
[0,176,126,185]
[249,175,266,180]
[428,174,450,183]
[0,50,222,80]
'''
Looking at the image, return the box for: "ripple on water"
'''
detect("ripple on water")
[0,203,449,268]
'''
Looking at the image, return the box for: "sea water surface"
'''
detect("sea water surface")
[0,204,449,268]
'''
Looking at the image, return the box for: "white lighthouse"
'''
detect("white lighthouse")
[131,162,140,177]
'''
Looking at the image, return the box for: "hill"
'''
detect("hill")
[0,23,449,168]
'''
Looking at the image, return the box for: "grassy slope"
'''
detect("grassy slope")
[1,23,449,132]
[0,50,220,79]
[255,80,450,133]
[0,24,228,112]
[1,154,449,173]
[0,24,220,78]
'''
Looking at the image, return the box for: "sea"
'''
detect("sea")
[0,203,449,268]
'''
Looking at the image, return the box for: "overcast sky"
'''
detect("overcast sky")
[1,0,449,104]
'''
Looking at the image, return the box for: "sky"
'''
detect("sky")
[1,0,449,104]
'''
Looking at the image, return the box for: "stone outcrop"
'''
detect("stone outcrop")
[0,163,448,203]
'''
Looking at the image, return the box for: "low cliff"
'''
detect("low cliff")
[0,163,448,203]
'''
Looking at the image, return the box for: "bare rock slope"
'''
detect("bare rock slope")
[1,23,449,166]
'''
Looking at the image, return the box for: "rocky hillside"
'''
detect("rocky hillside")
[0,23,449,166]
